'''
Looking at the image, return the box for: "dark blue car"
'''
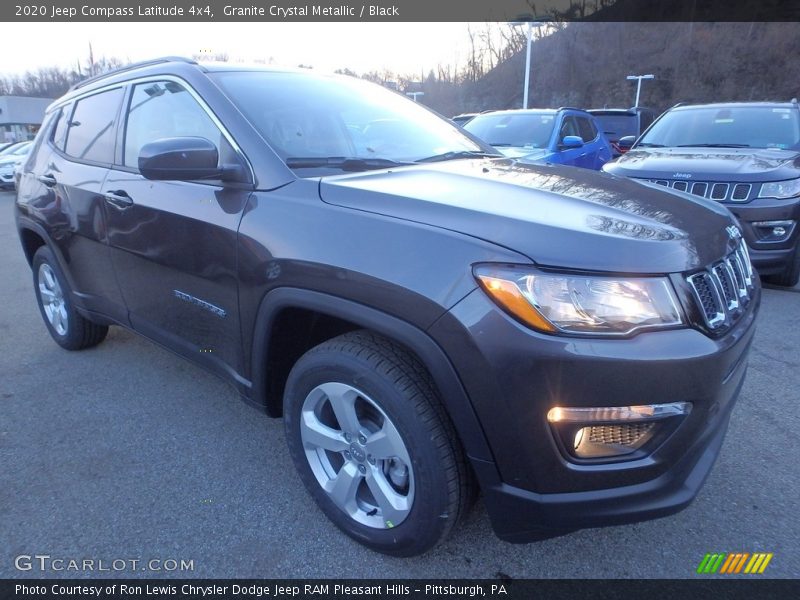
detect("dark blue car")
[464,108,612,170]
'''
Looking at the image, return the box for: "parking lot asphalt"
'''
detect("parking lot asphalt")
[0,189,798,579]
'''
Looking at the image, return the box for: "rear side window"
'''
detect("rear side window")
[21,111,57,169]
[123,81,224,169]
[577,117,598,142]
[51,105,72,151]
[64,88,123,163]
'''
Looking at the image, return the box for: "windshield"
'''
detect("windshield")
[591,115,638,140]
[638,106,800,149]
[464,112,556,149]
[210,71,482,172]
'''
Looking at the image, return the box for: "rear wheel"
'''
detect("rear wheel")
[32,246,108,350]
[283,331,473,556]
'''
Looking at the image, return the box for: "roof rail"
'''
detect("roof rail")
[671,102,686,108]
[556,106,585,112]
[69,56,197,92]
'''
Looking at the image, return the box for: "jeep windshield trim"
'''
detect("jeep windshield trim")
[637,105,800,150]
[209,70,486,174]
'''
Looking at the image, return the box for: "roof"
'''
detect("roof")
[671,101,799,111]
[474,108,558,117]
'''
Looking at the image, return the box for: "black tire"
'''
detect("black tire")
[763,247,800,288]
[283,330,474,556]
[32,246,108,350]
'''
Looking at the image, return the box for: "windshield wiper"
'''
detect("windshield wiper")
[635,142,666,148]
[416,150,502,163]
[284,157,414,171]
[676,143,751,148]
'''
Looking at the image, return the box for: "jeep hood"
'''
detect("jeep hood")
[319,159,739,274]
[604,147,800,182]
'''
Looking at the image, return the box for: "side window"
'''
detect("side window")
[124,81,224,169]
[577,117,597,142]
[559,116,580,140]
[51,105,72,151]
[64,88,123,163]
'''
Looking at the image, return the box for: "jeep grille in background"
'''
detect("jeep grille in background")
[640,179,753,202]
[687,242,755,330]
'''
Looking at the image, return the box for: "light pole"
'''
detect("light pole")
[406,92,424,103]
[511,19,546,109]
[626,74,654,108]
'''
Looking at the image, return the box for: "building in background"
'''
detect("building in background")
[0,96,53,143]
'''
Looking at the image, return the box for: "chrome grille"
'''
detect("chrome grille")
[687,242,755,330]
[639,179,754,202]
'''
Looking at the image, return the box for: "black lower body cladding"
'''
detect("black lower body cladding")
[428,284,759,540]
[728,195,800,286]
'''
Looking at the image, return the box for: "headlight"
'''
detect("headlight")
[759,178,800,199]
[474,266,684,336]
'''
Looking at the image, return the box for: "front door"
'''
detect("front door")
[556,116,588,167]
[104,79,251,382]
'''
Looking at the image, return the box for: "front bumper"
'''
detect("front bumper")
[429,281,759,541]
[727,196,800,275]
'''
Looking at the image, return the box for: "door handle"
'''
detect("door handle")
[37,174,57,187]
[105,190,134,209]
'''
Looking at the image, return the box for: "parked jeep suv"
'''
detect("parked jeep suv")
[604,101,800,287]
[16,58,759,556]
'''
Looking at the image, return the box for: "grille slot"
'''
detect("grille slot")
[691,182,708,197]
[673,181,689,192]
[711,183,729,200]
[732,183,751,200]
[687,242,754,330]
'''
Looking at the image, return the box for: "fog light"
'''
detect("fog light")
[752,220,795,243]
[572,423,656,458]
[548,402,692,461]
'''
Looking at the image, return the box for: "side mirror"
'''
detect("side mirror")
[138,137,222,181]
[560,135,584,149]
[618,135,637,150]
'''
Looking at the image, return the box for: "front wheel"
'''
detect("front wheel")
[283,331,474,556]
[763,245,800,288]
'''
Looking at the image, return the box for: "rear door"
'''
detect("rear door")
[576,116,609,169]
[103,78,252,382]
[26,89,128,323]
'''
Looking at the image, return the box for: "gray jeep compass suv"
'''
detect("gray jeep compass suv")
[15,58,760,556]
[604,101,800,287]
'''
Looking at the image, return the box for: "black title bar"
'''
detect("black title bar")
[2,0,800,22]
[3,579,800,600]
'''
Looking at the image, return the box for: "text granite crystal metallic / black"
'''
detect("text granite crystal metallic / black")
[14,58,760,556]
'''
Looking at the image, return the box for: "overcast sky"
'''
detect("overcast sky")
[0,23,491,77]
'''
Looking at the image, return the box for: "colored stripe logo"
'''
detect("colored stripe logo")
[696,552,773,574]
